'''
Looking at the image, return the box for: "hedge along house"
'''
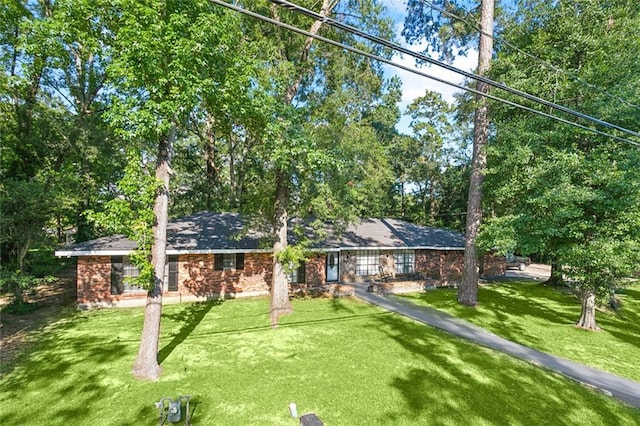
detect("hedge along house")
[56,212,504,308]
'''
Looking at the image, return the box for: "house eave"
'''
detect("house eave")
[55,248,275,257]
[55,245,464,258]
[338,246,465,251]
[167,248,273,255]
[55,249,132,257]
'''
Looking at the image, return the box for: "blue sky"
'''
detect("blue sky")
[383,0,479,133]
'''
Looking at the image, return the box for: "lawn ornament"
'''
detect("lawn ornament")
[155,395,191,425]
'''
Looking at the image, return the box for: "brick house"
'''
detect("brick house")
[55,212,504,308]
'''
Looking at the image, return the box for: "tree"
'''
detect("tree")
[264,0,335,327]
[261,0,397,326]
[404,91,454,226]
[458,0,494,306]
[403,0,496,305]
[105,0,245,379]
[481,0,640,329]
[1,0,125,261]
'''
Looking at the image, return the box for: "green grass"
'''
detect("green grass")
[401,282,640,382]
[1,296,639,425]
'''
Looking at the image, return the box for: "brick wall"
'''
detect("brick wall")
[415,250,465,283]
[76,248,482,306]
[481,253,506,277]
[305,254,326,286]
[77,256,112,305]
[77,252,273,306]
[180,253,271,298]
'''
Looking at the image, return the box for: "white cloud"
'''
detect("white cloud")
[384,45,478,134]
[380,5,479,133]
[391,47,479,105]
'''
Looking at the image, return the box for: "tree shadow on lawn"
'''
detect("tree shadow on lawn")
[489,283,640,349]
[596,288,640,348]
[408,283,580,346]
[0,330,131,426]
[158,300,221,364]
[369,312,640,425]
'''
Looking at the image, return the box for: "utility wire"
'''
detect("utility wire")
[417,0,640,111]
[269,0,640,141]
[208,0,640,147]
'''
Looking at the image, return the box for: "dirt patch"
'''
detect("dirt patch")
[0,271,76,373]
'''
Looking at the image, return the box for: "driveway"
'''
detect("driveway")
[353,283,640,408]
[505,263,551,281]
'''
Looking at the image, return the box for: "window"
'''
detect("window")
[111,256,144,294]
[214,253,245,271]
[111,257,123,295]
[287,262,306,284]
[355,250,380,276]
[223,253,235,269]
[394,250,415,275]
[351,249,415,277]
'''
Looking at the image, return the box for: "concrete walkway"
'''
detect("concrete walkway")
[353,283,640,408]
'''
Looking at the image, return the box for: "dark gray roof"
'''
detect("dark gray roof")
[323,218,465,249]
[56,212,464,256]
[167,212,270,251]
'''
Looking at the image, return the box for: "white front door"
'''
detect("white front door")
[326,252,339,282]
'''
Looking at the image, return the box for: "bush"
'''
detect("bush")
[0,271,56,313]
[1,300,39,314]
[26,249,71,276]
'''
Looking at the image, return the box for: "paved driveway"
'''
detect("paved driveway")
[505,263,551,281]
[354,282,640,408]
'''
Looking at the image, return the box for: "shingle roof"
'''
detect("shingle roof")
[55,212,464,256]
[322,218,465,249]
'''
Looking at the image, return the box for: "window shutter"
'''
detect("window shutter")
[168,255,178,291]
[236,253,245,270]
[297,263,306,284]
[111,256,123,295]
[214,254,224,271]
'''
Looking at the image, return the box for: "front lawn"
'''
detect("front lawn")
[401,282,640,382]
[1,296,638,425]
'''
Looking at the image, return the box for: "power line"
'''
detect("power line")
[269,0,640,141]
[208,0,640,148]
[417,0,640,111]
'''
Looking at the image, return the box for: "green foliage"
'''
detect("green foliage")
[482,0,640,306]
[403,0,483,62]
[86,152,160,289]
[560,239,640,304]
[0,178,55,271]
[87,152,158,235]
[2,298,639,424]
[274,245,308,274]
[0,271,56,313]
[0,271,54,294]
[0,300,39,315]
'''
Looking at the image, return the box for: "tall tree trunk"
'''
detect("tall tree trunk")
[204,115,219,210]
[458,0,494,306]
[575,290,600,331]
[132,124,175,380]
[544,258,564,287]
[17,235,31,275]
[268,0,334,327]
[400,181,406,217]
[429,182,437,225]
[14,236,32,304]
[270,169,293,327]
